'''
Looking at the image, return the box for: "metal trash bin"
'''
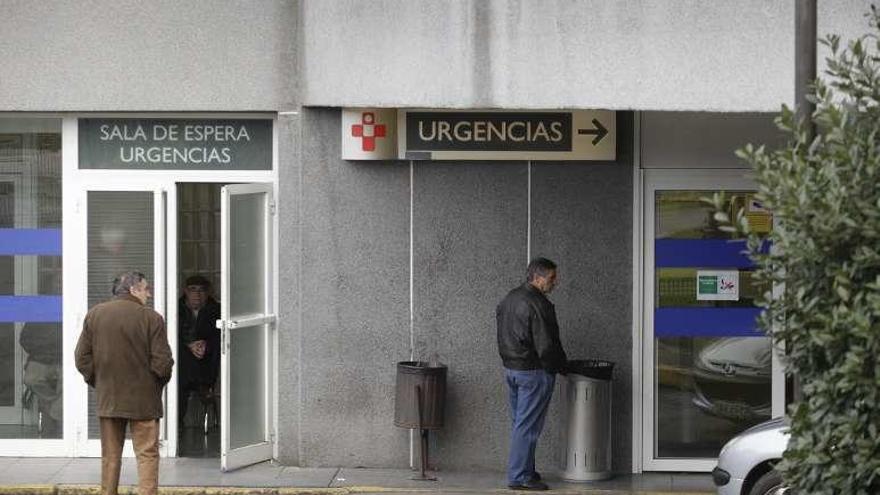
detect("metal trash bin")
[394,361,447,481]
[394,361,447,429]
[562,359,614,481]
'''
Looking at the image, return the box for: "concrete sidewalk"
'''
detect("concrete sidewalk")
[0,458,714,494]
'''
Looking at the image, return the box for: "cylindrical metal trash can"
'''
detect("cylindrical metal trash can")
[394,361,447,430]
[562,359,614,481]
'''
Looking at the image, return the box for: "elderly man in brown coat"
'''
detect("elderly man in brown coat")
[75,272,174,495]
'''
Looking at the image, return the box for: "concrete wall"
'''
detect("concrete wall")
[0,0,297,111]
[411,160,528,471]
[301,0,873,111]
[284,108,412,467]
[2,1,873,112]
[278,112,302,464]
[284,107,634,472]
[641,113,784,169]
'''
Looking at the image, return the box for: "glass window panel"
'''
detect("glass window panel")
[656,190,749,240]
[177,183,222,298]
[0,182,13,226]
[0,258,12,295]
[39,257,63,295]
[181,243,197,272]
[86,191,154,438]
[653,190,772,459]
[197,242,211,270]
[180,214,195,240]
[199,212,213,240]
[0,119,63,439]
[0,326,13,407]
[229,325,265,448]
[229,193,265,317]
[182,188,195,210]
[655,336,772,458]
[197,184,212,209]
[38,174,62,228]
[19,321,63,437]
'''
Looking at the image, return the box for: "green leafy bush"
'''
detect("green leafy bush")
[726,7,880,494]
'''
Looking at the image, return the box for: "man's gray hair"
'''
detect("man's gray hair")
[527,257,557,282]
[112,271,146,296]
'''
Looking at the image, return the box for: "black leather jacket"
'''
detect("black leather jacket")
[496,283,567,373]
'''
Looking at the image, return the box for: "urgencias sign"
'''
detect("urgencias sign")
[79,118,272,170]
[399,110,615,161]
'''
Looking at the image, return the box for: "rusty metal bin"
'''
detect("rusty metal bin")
[394,361,447,430]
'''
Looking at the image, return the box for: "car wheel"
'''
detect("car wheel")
[748,469,787,495]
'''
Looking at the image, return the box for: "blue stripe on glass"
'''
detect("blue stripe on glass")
[655,307,764,337]
[655,239,769,268]
[0,296,62,322]
[0,229,62,255]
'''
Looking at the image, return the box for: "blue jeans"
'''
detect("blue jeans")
[505,368,555,485]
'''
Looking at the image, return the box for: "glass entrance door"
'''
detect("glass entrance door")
[218,183,275,471]
[77,187,166,456]
[641,169,783,471]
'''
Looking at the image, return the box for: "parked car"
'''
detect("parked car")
[713,417,789,495]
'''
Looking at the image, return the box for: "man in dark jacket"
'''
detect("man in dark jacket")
[177,275,221,427]
[75,272,174,495]
[496,257,567,491]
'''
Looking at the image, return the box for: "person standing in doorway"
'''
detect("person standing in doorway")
[177,275,221,429]
[75,272,174,495]
[496,257,568,491]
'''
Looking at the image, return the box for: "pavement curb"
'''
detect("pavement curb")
[0,486,712,495]
[0,486,56,495]
[0,487,357,495]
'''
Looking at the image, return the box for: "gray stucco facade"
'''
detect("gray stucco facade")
[279,109,633,471]
[0,0,861,476]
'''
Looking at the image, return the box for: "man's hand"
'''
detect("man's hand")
[187,340,207,360]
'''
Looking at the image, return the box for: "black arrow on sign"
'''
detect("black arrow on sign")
[577,119,608,145]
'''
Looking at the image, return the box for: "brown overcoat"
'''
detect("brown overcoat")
[74,294,174,419]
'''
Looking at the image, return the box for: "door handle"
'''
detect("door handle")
[227,314,276,329]
[215,315,275,355]
[216,319,228,355]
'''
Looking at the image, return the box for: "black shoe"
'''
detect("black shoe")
[531,472,542,482]
[508,480,549,491]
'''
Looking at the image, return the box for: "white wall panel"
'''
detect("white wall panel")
[0,0,296,111]
[302,0,872,111]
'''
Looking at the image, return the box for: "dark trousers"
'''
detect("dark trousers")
[505,368,555,485]
[99,417,160,495]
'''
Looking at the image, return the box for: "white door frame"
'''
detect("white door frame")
[0,114,280,458]
[72,184,167,457]
[639,168,785,472]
